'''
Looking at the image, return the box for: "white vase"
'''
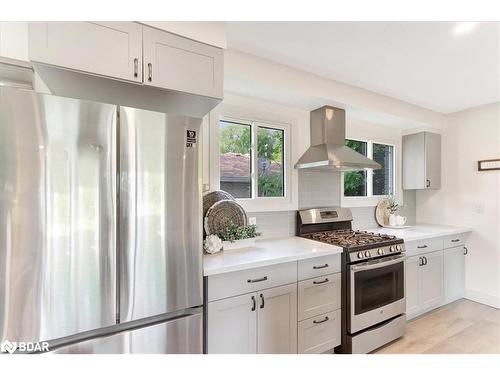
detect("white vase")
[389,214,397,226]
[223,238,256,251]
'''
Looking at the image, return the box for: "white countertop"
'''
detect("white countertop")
[365,224,472,242]
[203,237,342,276]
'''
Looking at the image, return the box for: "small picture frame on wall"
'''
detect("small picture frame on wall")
[478,159,500,171]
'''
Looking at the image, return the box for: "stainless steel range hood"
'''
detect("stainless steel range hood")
[295,106,381,171]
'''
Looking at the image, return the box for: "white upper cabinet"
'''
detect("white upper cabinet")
[29,22,143,83]
[403,131,441,189]
[142,25,223,99]
[28,22,224,99]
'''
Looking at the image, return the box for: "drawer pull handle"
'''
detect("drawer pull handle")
[247,276,268,283]
[259,293,265,309]
[147,63,153,82]
[417,245,428,249]
[451,239,460,243]
[313,278,329,285]
[313,316,329,324]
[251,296,256,311]
[464,247,468,255]
[313,263,329,270]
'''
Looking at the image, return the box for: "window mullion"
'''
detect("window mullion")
[367,141,373,197]
[251,122,258,199]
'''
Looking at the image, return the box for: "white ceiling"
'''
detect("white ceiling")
[226,22,500,114]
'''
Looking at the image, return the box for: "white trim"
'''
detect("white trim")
[465,289,500,309]
[209,102,297,213]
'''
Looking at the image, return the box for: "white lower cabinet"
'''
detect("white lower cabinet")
[405,255,421,318]
[420,250,444,311]
[298,310,341,354]
[208,283,297,354]
[257,284,297,354]
[406,250,445,319]
[207,255,343,354]
[443,246,465,304]
[207,293,257,354]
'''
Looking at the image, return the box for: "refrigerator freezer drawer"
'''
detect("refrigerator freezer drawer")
[50,313,203,354]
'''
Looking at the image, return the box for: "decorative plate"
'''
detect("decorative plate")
[204,199,248,236]
[202,190,235,218]
[375,199,390,227]
[381,225,412,229]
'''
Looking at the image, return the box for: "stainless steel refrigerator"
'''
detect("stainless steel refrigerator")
[0,87,204,354]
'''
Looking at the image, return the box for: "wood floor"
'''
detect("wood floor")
[375,299,500,354]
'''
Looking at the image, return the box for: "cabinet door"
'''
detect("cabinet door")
[257,284,298,354]
[143,26,223,98]
[421,251,444,311]
[29,22,143,82]
[444,246,465,304]
[405,255,421,319]
[425,132,441,189]
[207,293,257,354]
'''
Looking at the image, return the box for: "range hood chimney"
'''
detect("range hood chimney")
[294,106,381,171]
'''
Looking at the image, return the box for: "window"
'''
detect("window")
[219,120,286,199]
[344,139,395,197]
[219,121,252,198]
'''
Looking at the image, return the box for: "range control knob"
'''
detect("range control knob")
[378,249,384,255]
[357,252,364,259]
[364,251,371,257]
[396,245,402,251]
[389,246,395,252]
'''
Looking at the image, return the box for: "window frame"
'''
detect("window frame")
[341,137,398,207]
[209,106,294,213]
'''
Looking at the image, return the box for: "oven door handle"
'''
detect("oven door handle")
[351,255,406,272]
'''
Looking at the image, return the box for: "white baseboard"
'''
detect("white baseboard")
[465,289,500,309]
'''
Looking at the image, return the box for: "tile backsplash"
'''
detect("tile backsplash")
[251,170,416,239]
[298,171,341,209]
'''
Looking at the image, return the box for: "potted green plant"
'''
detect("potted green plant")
[386,195,399,226]
[218,223,261,251]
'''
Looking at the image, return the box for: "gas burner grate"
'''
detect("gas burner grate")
[303,229,397,248]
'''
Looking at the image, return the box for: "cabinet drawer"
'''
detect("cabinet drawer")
[298,310,341,354]
[298,273,341,321]
[443,233,468,248]
[298,254,341,281]
[207,262,297,302]
[405,237,443,256]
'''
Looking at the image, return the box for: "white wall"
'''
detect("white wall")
[0,21,28,61]
[416,102,500,308]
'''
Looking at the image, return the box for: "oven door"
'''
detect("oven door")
[349,254,405,334]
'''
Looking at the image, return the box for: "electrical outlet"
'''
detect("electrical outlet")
[474,204,485,214]
[248,217,257,225]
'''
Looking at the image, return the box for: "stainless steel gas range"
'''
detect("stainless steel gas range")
[297,207,407,354]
